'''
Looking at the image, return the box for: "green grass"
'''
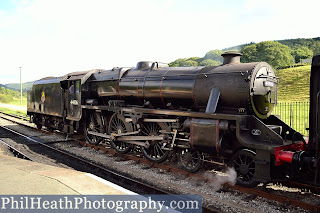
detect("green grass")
[0,107,27,117]
[9,97,27,107]
[273,65,311,135]
[272,102,309,136]
[275,65,310,102]
[0,97,27,117]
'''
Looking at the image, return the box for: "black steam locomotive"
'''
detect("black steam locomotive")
[27,52,320,187]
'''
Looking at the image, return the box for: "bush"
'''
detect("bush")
[0,94,13,103]
[241,41,292,69]
[203,50,223,62]
[199,59,221,66]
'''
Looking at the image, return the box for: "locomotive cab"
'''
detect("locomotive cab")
[60,70,98,122]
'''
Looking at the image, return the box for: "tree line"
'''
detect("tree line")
[0,87,27,104]
[169,38,319,69]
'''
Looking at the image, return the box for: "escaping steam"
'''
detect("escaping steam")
[201,167,237,191]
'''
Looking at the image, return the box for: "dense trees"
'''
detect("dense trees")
[169,58,198,67]
[169,38,319,69]
[199,59,221,66]
[169,49,223,67]
[292,46,313,63]
[0,94,12,103]
[0,87,26,103]
[203,50,223,62]
[241,41,292,69]
[278,37,320,55]
[241,41,315,68]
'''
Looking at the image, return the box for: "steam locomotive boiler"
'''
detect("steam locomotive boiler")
[27,52,319,187]
[90,52,277,119]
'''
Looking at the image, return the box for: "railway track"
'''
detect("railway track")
[1,111,320,212]
[0,137,31,160]
[0,113,218,212]
[76,140,320,212]
[0,125,172,194]
[0,110,29,121]
[282,181,320,194]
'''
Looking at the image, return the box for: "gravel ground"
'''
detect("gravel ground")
[51,140,311,213]
[0,116,318,212]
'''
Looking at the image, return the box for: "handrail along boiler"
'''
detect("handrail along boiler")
[27,52,320,187]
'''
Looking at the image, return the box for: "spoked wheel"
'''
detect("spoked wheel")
[228,149,259,187]
[178,148,204,173]
[108,113,132,153]
[84,112,104,145]
[141,122,169,163]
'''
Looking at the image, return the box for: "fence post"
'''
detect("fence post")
[290,103,293,127]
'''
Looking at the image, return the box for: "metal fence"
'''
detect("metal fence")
[272,102,309,136]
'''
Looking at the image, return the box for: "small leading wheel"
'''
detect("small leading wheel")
[84,112,104,145]
[178,148,204,173]
[141,122,169,163]
[108,113,132,153]
[228,149,259,187]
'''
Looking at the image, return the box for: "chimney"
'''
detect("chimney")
[221,51,242,65]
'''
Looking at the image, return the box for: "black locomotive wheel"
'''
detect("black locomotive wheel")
[108,113,132,153]
[141,122,169,163]
[228,149,259,187]
[178,148,204,173]
[58,122,64,132]
[33,116,42,129]
[36,124,42,130]
[84,112,104,145]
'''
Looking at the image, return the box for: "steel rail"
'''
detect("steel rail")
[76,140,320,212]
[0,117,217,212]
[0,110,28,121]
[1,112,319,212]
[0,137,31,160]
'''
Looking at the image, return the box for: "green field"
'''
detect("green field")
[272,102,309,136]
[276,65,310,102]
[0,107,27,117]
[9,98,27,107]
[0,98,27,117]
[273,65,310,135]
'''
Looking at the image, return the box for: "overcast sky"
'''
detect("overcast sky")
[0,0,319,84]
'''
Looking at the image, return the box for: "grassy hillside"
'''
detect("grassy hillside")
[275,65,310,102]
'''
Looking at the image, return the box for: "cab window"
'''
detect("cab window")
[69,82,74,94]
[75,81,80,93]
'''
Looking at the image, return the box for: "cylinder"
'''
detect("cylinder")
[278,150,294,163]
